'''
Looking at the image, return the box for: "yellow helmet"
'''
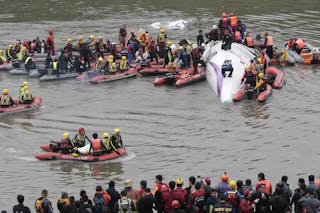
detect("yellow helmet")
[3,89,8,95]
[124,179,132,187]
[89,34,94,39]
[121,56,127,60]
[8,44,13,48]
[23,85,29,91]
[21,46,27,52]
[229,180,237,189]
[23,81,29,87]
[63,132,70,139]
[177,46,183,50]
[108,55,114,59]
[176,178,183,185]
[98,57,103,62]
[114,128,120,134]
[244,66,250,71]
[78,36,83,42]
[108,59,113,63]
[160,28,165,33]
[258,73,264,79]
[103,132,110,138]
[67,38,72,43]
[167,41,173,47]
[0,49,4,54]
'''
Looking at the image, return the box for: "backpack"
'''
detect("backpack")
[35,198,44,213]
[94,194,105,213]
[193,195,205,211]
[119,198,132,213]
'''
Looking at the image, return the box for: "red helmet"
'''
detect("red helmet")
[264,32,268,36]
[78,128,85,133]
[171,200,180,209]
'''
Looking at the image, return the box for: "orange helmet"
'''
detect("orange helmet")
[221,172,229,183]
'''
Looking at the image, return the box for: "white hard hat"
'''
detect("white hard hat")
[212,25,217,29]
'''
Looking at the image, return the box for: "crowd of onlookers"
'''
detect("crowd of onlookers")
[5,173,320,213]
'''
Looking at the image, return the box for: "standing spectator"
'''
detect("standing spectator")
[13,194,31,213]
[137,188,155,213]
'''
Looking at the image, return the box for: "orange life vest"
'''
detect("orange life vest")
[246,36,254,47]
[230,16,238,28]
[265,36,273,47]
[92,139,102,153]
[296,38,305,49]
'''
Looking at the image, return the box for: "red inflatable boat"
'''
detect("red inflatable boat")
[36,146,126,162]
[233,84,272,103]
[154,67,206,87]
[265,67,285,89]
[0,96,42,115]
[89,68,137,84]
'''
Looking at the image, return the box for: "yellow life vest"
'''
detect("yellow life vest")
[0,55,6,62]
[1,95,10,105]
[102,138,110,150]
[53,61,58,71]
[108,62,117,72]
[158,33,166,43]
[119,60,128,70]
[6,49,12,60]
[17,51,23,60]
[25,57,32,65]
[21,90,33,101]
[18,86,24,97]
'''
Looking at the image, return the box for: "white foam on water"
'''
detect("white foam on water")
[6,147,16,153]
[15,156,38,162]
[0,122,11,128]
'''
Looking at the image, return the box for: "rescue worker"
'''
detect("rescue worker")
[171,179,187,209]
[52,57,60,77]
[101,132,112,153]
[280,49,288,65]
[259,51,267,73]
[57,192,70,213]
[128,29,136,43]
[109,128,123,149]
[114,190,135,213]
[19,85,33,104]
[149,40,159,64]
[138,31,150,52]
[107,58,117,74]
[264,32,274,59]
[72,127,90,148]
[236,20,246,39]
[127,41,134,64]
[0,89,14,107]
[285,37,295,50]
[0,50,7,64]
[157,29,167,58]
[123,179,139,211]
[217,173,230,195]
[221,29,232,50]
[187,182,205,213]
[35,189,53,213]
[206,25,220,42]
[119,56,130,72]
[45,30,55,56]
[59,133,74,154]
[218,12,229,38]
[96,57,105,72]
[191,44,206,74]
[229,13,238,33]
[6,44,15,62]
[244,33,254,48]
[253,73,267,94]
[89,133,105,156]
[169,200,185,213]
[294,38,305,55]
[238,190,253,213]
[65,38,73,54]
[73,56,86,74]
[180,44,189,69]
[213,194,232,213]
[95,36,105,58]
[119,24,127,49]
[224,181,242,213]
[163,41,174,68]
[17,46,28,61]
[197,30,205,47]
[87,35,96,56]
[241,66,256,88]
[13,194,31,213]
[24,56,36,73]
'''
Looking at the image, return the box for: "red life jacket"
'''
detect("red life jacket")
[60,139,73,149]
[191,48,201,59]
[287,40,295,49]
[226,191,240,207]
[246,36,254,47]
[234,31,242,41]
[221,18,228,28]
[296,38,305,49]
[92,139,102,153]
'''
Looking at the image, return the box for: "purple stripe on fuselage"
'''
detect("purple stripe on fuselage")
[209,61,223,97]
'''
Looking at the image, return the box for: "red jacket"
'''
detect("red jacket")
[187,189,205,213]
[239,199,253,213]
[163,191,173,213]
